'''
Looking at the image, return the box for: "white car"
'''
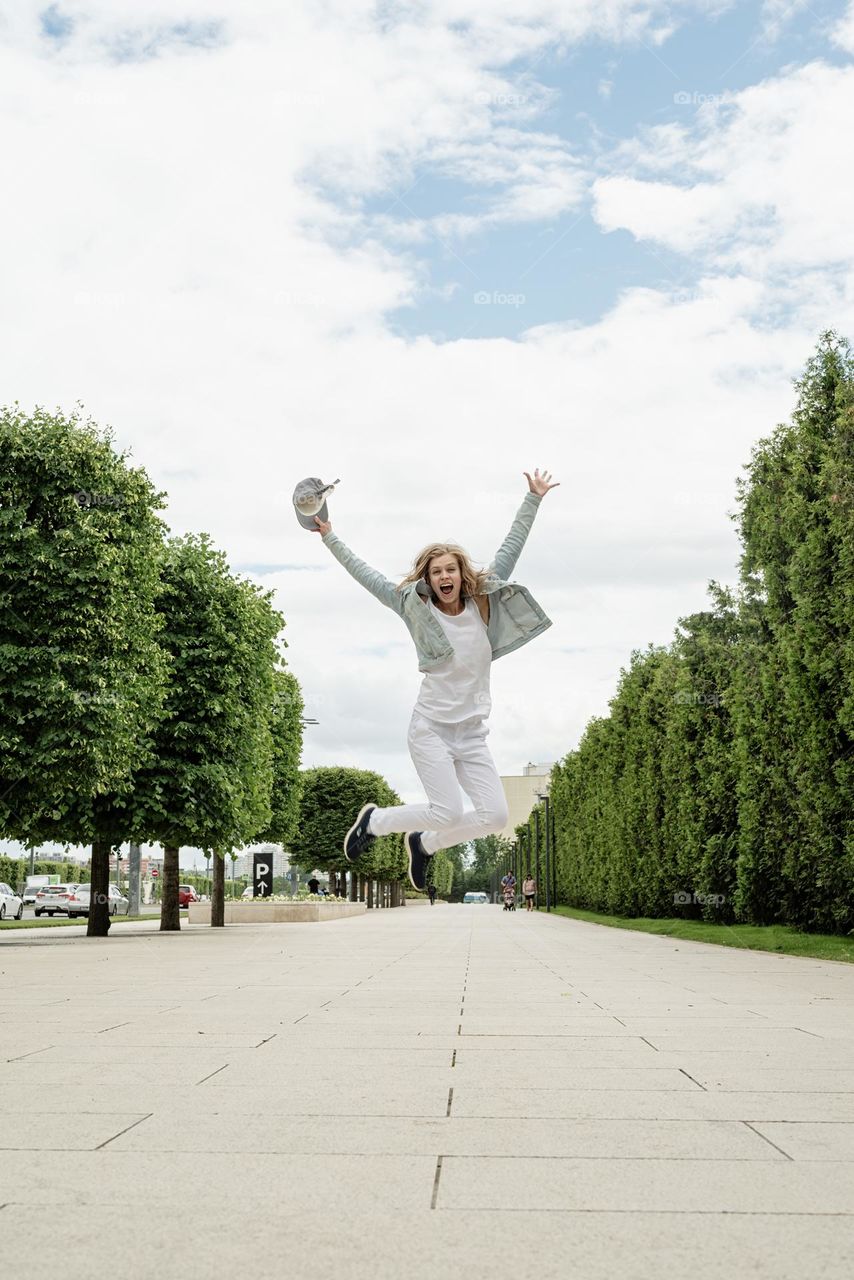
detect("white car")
[65,884,130,918]
[463,891,489,904]
[33,883,78,916]
[0,883,24,921]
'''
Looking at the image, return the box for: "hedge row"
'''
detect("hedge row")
[537,334,854,936]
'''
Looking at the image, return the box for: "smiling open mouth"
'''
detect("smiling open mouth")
[440,584,453,595]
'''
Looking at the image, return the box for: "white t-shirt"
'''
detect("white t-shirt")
[413,595,493,724]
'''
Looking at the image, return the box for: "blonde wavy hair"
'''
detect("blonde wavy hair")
[396,542,494,601]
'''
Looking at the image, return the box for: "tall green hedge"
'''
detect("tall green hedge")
[0,858,90,892]
[537,333,854,936]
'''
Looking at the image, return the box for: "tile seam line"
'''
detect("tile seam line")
[430,1208,854,1216]
[49,1150,838,1161]
[95,1113,153,1150]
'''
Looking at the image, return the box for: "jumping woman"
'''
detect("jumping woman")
[310,469,560,891]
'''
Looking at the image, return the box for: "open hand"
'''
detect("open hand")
[524,468,560,497]
[311,515,332,535]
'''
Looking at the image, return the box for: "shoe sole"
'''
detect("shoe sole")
[343,803,376,862]
[406,832,426,892]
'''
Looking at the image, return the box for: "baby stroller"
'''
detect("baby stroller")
[502,885,516,911]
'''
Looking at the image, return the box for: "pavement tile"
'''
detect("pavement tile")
[749,1122,854,1160]
[0,1112,148,1151]
[450,1087,854,1122]
[3,898,853,1280]
[108,1113,784,1160]
[436,1156,854,1212]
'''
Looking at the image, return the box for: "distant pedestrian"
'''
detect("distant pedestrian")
[428,884,437,905]
[522,874,536,911]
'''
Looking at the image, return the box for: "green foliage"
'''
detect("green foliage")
[0,857,89,893]
[253,667,304,847]
[291,767,406,881]
[428,848,454,897]
[442,843,468,900]
[0,404,169,845]
[129,533,283,852]
[543,332,854,936]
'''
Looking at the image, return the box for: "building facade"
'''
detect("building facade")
[497,762,553,842]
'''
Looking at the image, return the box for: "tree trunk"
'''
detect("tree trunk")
[211,849,225,927]
[160,844,181,931]
[349,873,357,903]
[367,878,374,909]
[87,838,112,937]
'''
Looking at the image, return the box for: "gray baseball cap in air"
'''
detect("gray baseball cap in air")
[292,477,340,530]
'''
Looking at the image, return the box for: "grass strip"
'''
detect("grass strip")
[542,904,854,964]
[0,912,186,930]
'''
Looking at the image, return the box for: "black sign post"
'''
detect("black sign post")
[253,853,273,898]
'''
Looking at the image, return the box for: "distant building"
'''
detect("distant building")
[497,762,553,842]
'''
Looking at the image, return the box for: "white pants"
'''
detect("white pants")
[369,709,509,854]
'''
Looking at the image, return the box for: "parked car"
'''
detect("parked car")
[23,877,53,904]
[462,891,490,904]
[65,884,130,918]
[0,883,24,920]
[178,885,200,907]
[33,883,78,916]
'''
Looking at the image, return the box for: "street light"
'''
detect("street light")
[537,792,552,912]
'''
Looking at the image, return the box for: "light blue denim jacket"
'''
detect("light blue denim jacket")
[321,491,552,672]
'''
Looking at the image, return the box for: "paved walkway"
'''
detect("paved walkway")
[2,905,853,1278]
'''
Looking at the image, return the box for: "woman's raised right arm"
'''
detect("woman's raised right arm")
[313,517,404,615]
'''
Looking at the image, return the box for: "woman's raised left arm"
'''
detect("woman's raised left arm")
[488,468,560,580]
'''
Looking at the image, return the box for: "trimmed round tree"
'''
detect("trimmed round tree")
[130,534,284,930]
[291,767,405,895]
[0,404,169,936]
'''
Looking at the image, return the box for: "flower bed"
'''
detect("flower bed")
[188,898,367,924]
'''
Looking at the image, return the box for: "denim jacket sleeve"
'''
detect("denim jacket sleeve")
[321,531,404,615]
[487,491,543,580]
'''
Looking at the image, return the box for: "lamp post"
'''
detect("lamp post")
[533,809,540,910]
[537,793,551,912]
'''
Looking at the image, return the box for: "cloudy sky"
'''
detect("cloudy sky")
[3,0,854,861]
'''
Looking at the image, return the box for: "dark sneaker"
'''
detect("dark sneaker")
[343,803,377,862]
[406,831,432,891]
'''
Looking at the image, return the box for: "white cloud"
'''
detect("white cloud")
[2,0,850,822]
[592,60,854,279]
[832,0,854,52]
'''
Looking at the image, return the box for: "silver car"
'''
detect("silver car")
[65,884,130,919]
